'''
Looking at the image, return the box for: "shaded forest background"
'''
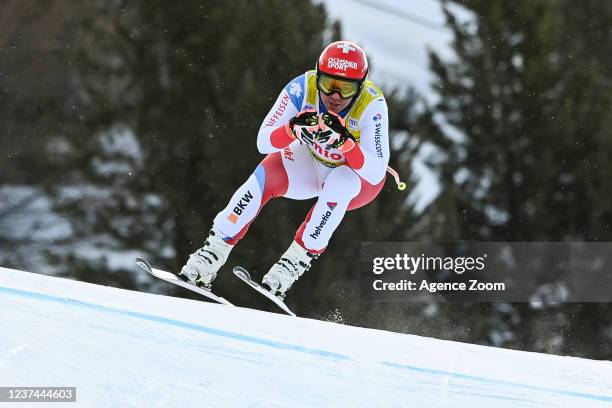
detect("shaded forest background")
[1,0,610,359]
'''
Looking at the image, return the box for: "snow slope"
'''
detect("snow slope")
[1,267,611,408]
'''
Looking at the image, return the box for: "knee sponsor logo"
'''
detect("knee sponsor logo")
[309,207,335,240]
[374,123,383,158]
[227,190,254,224]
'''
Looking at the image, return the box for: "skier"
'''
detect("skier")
[179,40,395,299]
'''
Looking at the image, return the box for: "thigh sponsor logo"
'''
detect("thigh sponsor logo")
[309,207,335,240]
[227,190,254,224]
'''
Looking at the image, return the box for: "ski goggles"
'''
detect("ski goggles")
[317,73,360,99]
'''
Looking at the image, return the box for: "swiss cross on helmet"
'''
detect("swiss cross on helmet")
[317,41,369,98]
[318,41,368,80]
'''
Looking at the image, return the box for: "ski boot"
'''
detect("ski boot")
[262,240,319,299]
[179,228,234,288]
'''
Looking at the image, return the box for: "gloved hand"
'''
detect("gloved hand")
[288,109,319,145]
[317,112,357,152]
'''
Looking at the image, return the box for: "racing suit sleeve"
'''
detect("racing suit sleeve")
[256,88,300,154]
[343,98,390,185]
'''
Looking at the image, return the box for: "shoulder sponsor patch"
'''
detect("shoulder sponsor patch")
[284,73,306,110]
[348,118,359,129]
[289,81,302,98]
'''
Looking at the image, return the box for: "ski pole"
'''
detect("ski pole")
[386,166,406,191]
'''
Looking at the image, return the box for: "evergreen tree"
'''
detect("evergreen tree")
[424,0,612,358]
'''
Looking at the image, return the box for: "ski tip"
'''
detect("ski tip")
[134,257,152,272]
[232,266,251,281]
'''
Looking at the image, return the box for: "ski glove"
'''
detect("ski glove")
[318,112,357,153]
[288,109,319,145]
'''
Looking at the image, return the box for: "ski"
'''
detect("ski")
[135,257,234,306]
[232,266,296,316]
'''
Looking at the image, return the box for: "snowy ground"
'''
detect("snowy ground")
[1,267,611,407]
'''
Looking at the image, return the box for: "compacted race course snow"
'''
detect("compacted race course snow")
[1,266,611,407]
